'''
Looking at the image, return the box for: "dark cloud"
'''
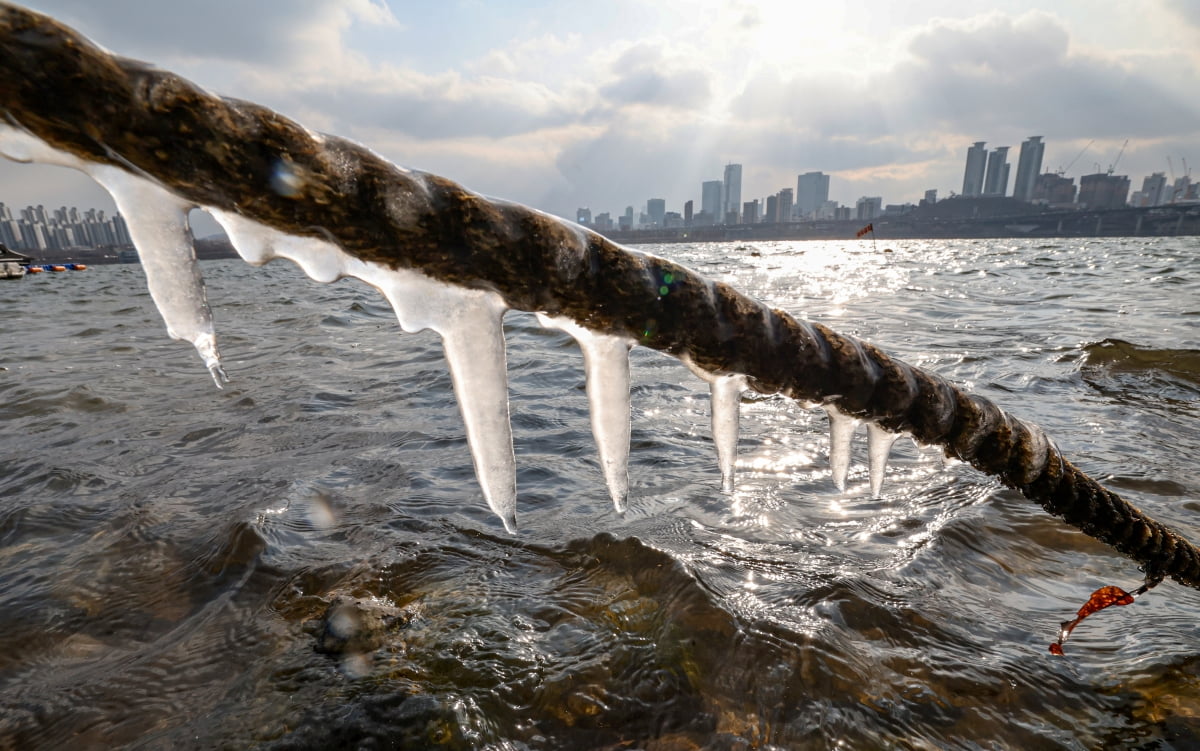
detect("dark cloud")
[599,68,711,109]
[1160,0,1200,27]
[552,118,712,214]
[738,13,1197,145]
[280,77,581,140]
[908,13,1070,74]
[734,72,892,138]
[893,14,1200,139]
[598,42,712,111]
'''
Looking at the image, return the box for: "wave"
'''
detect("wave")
[1082,339,1200,406]
[1083,339,1200,386]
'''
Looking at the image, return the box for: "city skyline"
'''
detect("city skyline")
[0,202,132,252]
[5,133,1196,249]
[1,1,1197,235]
[570,131,1198,230]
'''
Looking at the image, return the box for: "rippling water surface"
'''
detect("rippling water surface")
[2,237,1198,749]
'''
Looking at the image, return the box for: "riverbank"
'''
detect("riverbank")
[601,201,1200,245]
[14,202,1198,265]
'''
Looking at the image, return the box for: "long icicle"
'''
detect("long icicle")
[825,405,859,492]
[538,314,633,513]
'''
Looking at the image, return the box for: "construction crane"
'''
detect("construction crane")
[1057,139,1093,176]
[1107,138,1129,175]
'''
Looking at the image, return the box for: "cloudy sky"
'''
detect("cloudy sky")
[2,0,1198,231]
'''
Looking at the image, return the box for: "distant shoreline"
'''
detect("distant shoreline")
[15,203,1199,265]
[602,202,1200,245]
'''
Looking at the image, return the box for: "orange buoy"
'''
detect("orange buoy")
[49,264,67,272]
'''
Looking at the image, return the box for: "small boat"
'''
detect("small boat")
[0,243,32,280]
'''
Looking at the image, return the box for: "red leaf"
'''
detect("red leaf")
[1048,585,1136,656]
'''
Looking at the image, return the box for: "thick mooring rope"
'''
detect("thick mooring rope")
[1,4,1196,589]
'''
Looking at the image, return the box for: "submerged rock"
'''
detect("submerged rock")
[312,595,409,655]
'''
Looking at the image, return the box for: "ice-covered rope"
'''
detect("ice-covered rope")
[2,4,1198,591]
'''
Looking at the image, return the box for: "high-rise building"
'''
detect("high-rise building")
[1137,173,1168,207]
[112,213,131,245]
[722,163,742,223]
[795,171,830,220]
[764,194,779,223]
[984,146,1011,197]
[1012,136,1044,202]
[962,141,988,196]
[1033,173,1076,205]
[742,200,759,224]
[0,219,19,248]
[816,200,839,219]
[575,208,592,225]
[778,188,793,223]
[701,180,723,224]
[1078,173,1130,209]
[683,199,694,226]
[855,196,882,221]
[647,199,666,228]
[1170,175,1195,203]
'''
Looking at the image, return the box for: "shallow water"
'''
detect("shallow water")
[2,237,1198,749]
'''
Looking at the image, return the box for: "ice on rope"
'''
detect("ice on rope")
[866,422,899,497]
[537,314,633,512]
[824,405,859,491]
[824,405,899,496]
[0,125,228,387]
[684,358,749,492]
[211,210,520,533]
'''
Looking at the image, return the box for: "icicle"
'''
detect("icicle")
[866,422,899,497]
[358,261,519,531]
[215,209,520,531]
[683,359,749,492]
[362,268,516,531]
[709,375,748,492]
[437,306,517,532]
[825,405,859,491]
[90,166,227,386]
[0,125,227,387]
[537,314,633,512]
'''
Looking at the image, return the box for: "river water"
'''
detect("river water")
[2,237,1198,749]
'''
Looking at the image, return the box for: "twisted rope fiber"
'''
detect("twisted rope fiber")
[3,4,1197,589]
